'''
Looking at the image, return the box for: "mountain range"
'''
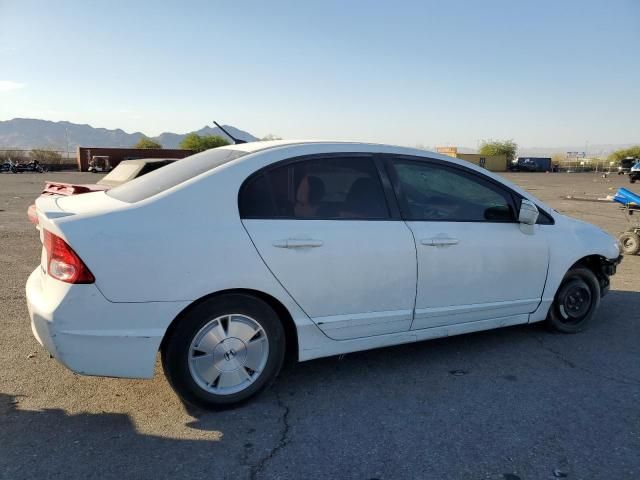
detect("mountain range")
[0,118,636,157]
[0,118,257,151]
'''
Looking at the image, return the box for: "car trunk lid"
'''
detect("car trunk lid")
[34,192,128,274]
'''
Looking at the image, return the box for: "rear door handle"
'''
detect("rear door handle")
[421,238,459,247]
[273,239,324,249]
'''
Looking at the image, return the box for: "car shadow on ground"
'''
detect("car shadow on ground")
[0,392,231,478]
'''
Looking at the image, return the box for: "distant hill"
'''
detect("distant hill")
[1,118,636,158]
[0,118,257,151]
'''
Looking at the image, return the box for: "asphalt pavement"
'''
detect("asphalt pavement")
[0,171,638,480]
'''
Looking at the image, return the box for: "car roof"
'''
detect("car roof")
[104,139,557,216]
[223,139,455,161]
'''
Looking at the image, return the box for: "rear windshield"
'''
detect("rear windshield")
[106,148,246,203]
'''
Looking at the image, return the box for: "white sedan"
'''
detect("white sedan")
[26,141,621,408]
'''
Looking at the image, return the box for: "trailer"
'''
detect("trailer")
[513,157,552,172]
[613,187,640,255]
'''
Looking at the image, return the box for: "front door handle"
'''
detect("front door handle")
[273,239,324,249]
[421,237,459,247]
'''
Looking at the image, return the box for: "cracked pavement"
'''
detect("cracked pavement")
[1,172,639,479]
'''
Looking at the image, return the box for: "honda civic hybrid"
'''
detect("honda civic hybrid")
[26,141,621,408]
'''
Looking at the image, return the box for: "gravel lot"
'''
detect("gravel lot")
[1,171,638,480]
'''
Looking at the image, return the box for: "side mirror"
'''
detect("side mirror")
[518,199,539,234]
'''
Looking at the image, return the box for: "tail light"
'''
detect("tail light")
[43,230,95,284]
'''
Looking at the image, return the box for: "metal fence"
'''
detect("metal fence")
[0,149,77,171]
[556,159,620,173]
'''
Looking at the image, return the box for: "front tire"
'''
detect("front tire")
[547,267,601,333]
[162,294,286,409]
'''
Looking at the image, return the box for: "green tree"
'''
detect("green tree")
[179,133,229,152]
[607,145,640,163]
[30,148,63,164]
[134,136,162,149]
[479,139,518,163]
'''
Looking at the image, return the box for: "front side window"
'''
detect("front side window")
[391,159,515,222]
[240,156,389,220]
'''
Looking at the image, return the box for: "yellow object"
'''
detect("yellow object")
[456,153,508,172]
[436,146,458,158]
[435,146,507,172]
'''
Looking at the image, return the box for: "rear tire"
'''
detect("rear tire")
[162,294,285,409]
[547,267,600,333]
[619,232,640,255]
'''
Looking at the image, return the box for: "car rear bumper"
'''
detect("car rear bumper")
[26,267,188,379]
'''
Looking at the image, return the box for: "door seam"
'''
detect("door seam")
[402,220,420,330]
[240,220,333,338]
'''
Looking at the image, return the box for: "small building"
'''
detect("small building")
[436,146,507,172]
[436,146,458,158]
[76,147,194,172]
[457,153,507,172]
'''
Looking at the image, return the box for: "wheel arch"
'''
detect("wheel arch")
[530,252,617,323]
[160,288,299,363]
[570,253,607,272]
[569,254,615,294]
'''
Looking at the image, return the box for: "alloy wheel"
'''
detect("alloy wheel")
[188,314,269,395]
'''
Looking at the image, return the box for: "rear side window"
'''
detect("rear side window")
[240,156,389,220]
[107,149,246,203]
[391,159,516,222]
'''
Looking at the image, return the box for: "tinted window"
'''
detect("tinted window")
[391,160,515,222]
[240,156,389,220]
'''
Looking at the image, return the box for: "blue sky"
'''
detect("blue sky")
[0,0,638,147]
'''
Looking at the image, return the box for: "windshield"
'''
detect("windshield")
[106,148,246,203]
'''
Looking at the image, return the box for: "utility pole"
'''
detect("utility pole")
[65,127,70,161]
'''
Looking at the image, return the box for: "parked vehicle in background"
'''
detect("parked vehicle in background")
[613,188,640,255]
[27,158,176,224]
[618,157,636,175]
[88,155,112,173]
[26,140,621,408]
[628,162,640,183]
[15,159,45,173]
[512,157,552,172]
[42,158,177,196]
[1,159,17,173]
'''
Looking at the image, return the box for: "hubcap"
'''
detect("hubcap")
[188,314,269,395]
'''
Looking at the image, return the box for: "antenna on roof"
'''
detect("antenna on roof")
[213,121,247,144]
